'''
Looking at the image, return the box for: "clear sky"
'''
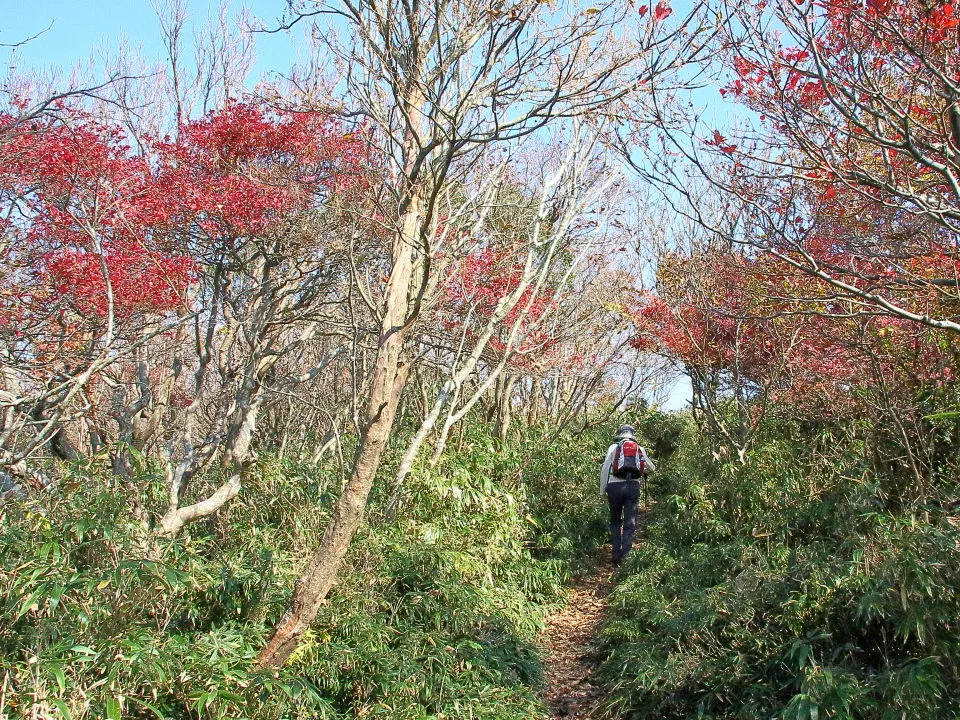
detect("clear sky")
[2,0,303,85]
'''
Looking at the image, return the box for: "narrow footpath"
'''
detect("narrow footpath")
[540,564,613,719]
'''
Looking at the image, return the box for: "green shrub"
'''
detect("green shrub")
[596,412,960,720]
[1,422,601,720]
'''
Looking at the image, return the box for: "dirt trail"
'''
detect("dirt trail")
[541,564,613,719]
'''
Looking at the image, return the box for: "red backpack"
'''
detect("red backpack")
[612,439,645,479]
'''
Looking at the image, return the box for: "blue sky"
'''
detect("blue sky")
[3,0,302,83]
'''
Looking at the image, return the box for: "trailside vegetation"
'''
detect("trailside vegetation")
[0,423,608,719]
[597,405,960,719]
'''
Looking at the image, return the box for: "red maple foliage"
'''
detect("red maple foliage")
[439,247,558,369]
[653,1,673,23]
[0,112,195,329]
[633,249,957,419]
[0,102,368,364]
[154,103,369,240]
[710,0,960,336]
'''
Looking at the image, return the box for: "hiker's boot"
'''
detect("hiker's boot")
[609,523,622,562]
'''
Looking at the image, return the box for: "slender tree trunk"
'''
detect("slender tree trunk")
[494,375,516,441]
[526,378,540,426]
[392,380,454,491]
[255,191,421,669]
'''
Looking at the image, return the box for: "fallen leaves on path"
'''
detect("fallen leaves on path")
[541,565,613,719]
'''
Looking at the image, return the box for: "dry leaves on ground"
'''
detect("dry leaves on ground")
[541,566,613,719]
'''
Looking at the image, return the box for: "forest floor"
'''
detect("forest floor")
[540,554,614,719]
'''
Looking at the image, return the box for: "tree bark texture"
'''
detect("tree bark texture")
[255,195,420,669]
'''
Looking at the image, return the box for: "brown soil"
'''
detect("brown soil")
[541,562,613,719]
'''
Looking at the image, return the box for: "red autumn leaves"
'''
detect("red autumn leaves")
[441,247,558,367]
[929,2,960,41]
[0,104,365,329]
[0,113,196,325]
[631,250,956,415]
[706,130,737,154]
[638,1,672,22]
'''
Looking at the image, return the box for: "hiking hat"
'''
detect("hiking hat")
[615,424,635,439]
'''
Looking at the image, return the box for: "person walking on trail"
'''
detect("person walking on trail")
[600,424,655,566]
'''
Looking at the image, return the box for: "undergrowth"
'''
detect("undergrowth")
[1,419,607,720]
[596,409,960,720]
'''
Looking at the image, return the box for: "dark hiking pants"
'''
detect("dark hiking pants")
[606,479,641,563]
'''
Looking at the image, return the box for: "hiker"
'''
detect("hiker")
[599,424,655,566]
